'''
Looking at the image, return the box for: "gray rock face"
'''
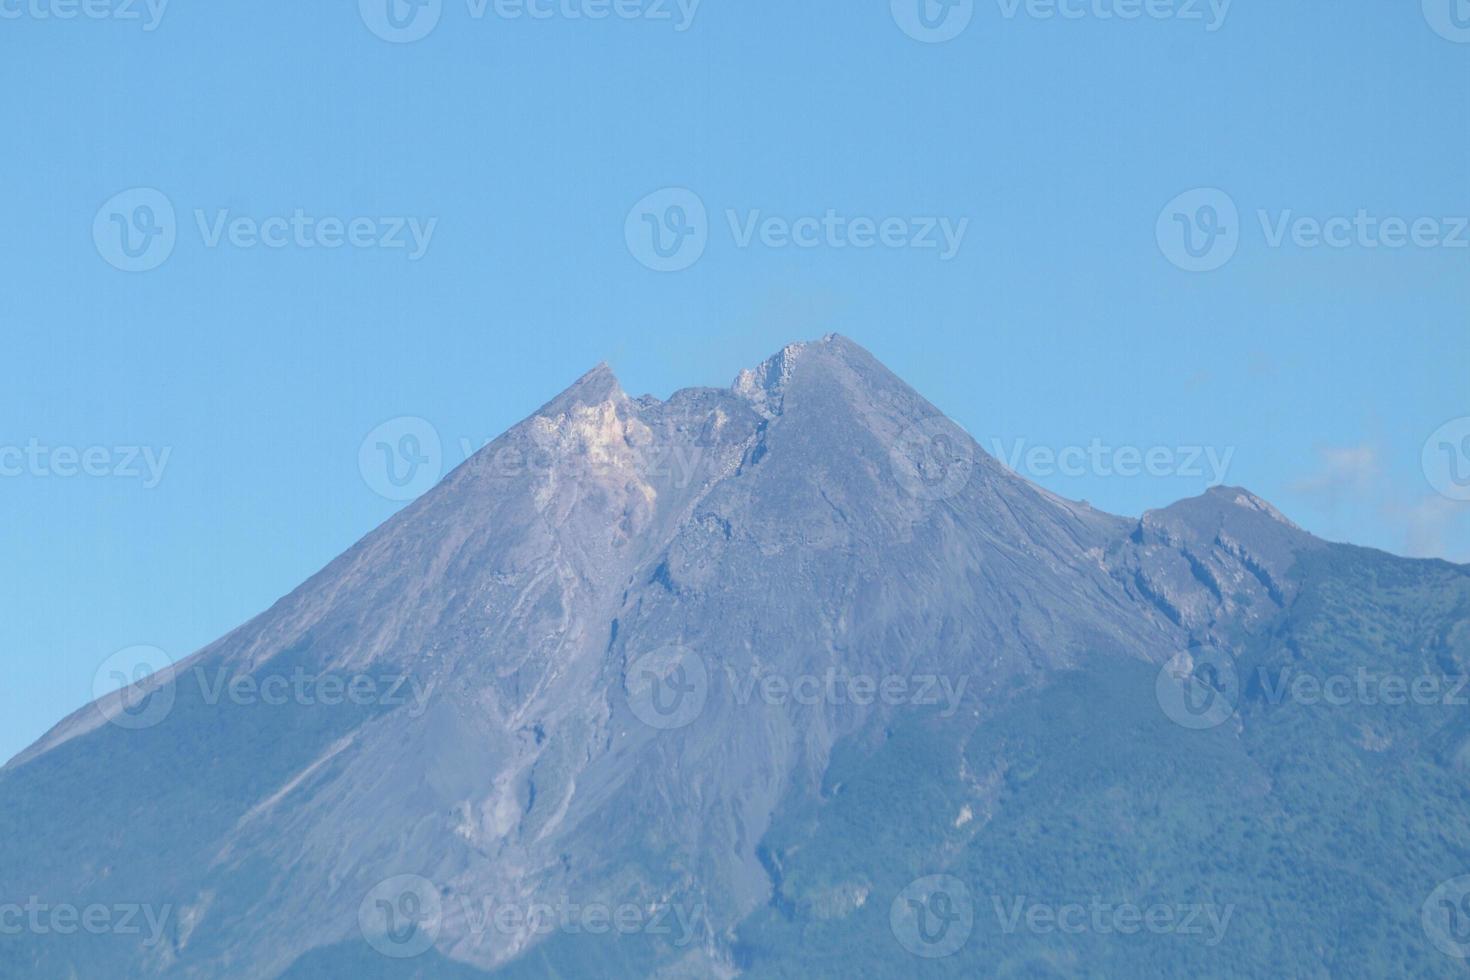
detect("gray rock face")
[1106,486,1320,642]
[0,336,1403,978]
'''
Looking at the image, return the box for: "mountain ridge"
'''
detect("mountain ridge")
[4,336,1466,978]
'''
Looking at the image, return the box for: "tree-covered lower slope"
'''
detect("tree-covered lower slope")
[728,545,1470,979]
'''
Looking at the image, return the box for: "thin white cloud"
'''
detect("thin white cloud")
[1388,495,1470,564]
[1289,442,1469,562]
[1290,445,1381,503]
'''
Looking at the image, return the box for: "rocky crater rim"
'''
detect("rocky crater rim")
[548,333,858,413]
[542,337,1298,530]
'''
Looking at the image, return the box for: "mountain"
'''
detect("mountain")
[4,335,1469,979]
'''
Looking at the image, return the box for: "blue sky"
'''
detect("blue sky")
[2,1,1467,763]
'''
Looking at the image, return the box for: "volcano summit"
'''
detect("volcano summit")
[4,336,1469,978]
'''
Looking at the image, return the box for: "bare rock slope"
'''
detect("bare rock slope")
[6,336,1448,979]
